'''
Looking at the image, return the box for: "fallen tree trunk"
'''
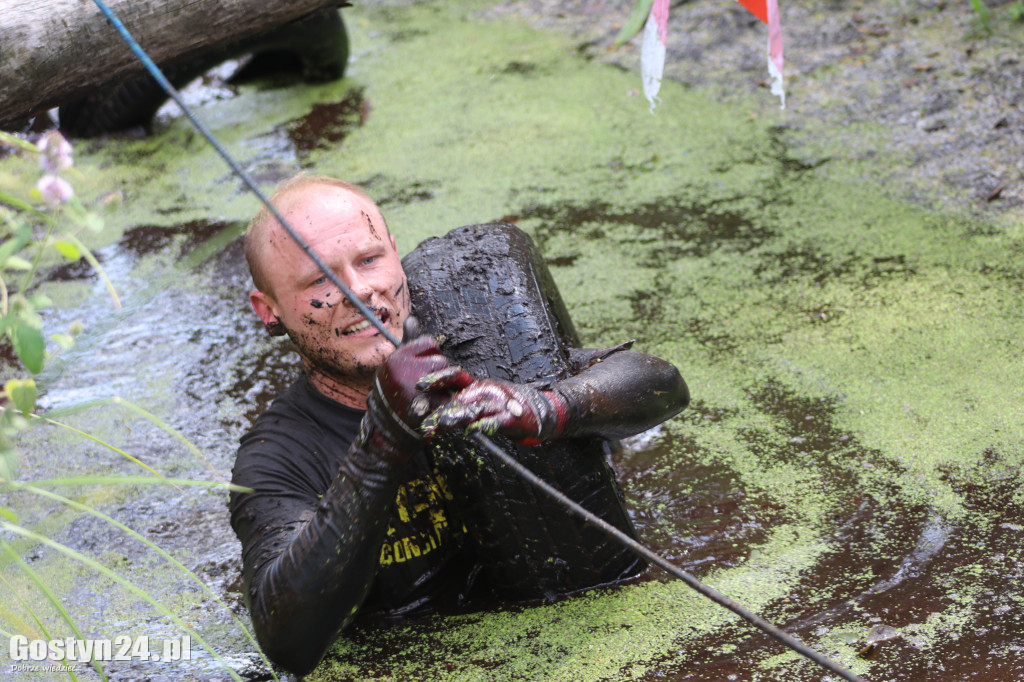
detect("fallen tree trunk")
[0,0,345,127]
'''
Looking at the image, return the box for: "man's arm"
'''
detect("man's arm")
[420,344,689,443]
[556,345,690,440]
[230,335,451,676]
[232,425,406,675]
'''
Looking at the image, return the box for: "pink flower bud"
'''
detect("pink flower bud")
[38,131,73,172]
[38,174,74,205]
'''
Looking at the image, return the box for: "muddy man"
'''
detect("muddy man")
[229,173,690,675]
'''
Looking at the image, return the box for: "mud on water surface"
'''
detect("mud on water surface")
[2,0,1023,680]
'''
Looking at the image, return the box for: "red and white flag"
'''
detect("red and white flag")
[641,0,670,112]
[639,0,785,111]
[739,0,785,107]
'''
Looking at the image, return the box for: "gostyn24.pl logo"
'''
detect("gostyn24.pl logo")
[9,635,191,663]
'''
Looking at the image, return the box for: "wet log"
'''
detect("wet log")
[0,0,346,127]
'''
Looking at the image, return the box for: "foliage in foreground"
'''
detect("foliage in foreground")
[0,131,269,681]
[969,0,1024,35]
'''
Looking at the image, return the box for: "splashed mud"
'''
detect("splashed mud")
[1,1,1021,681]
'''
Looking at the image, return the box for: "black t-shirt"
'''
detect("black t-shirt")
[230,373,476,617]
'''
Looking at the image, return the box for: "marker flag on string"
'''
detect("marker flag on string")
[640,0,669,112]
[738,0,785,108]
[621,0,784,110]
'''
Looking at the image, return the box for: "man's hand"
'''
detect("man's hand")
[419,371,568,446]
[363,318,453,460]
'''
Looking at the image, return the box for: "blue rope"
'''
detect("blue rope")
[89,0,399,347]
[87,2,867,680]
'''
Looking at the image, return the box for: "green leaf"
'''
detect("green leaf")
[0,237,28,267]
[969,0,992,32]
[0,189,37,214]
[10,322,44,374]
[4,378,37,415]
[9,216,32,241]
[0,132,38,154]
[16,305,43,328]
[0,447,17,483]
[50,333,74,350]
[0,506,17,522]
[53,239,81,261]
[5,255,31,270]
[26,293,52,309]
[613,0,655,47]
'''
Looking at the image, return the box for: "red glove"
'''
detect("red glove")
[419,370,569,446]
[363,318,453,462]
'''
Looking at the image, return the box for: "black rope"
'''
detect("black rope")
[89,1,399,346]
[470,433,865,681]
[88,2,866,680]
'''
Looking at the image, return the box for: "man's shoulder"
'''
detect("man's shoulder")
[233,375,364,490]
[245,374,362,440]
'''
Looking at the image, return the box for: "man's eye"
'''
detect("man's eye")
[362,256,376,266]
[313,276,326,285]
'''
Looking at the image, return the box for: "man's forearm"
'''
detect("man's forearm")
[552,349,690,441]
[238,329,451,675]
[419,346,690,444]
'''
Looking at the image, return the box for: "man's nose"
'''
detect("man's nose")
[340,269,374,306]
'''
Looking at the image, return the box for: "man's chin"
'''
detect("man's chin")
[325,346,395,379]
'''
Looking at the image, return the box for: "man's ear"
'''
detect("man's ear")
[250,290,286,336]
[390,233,399,254]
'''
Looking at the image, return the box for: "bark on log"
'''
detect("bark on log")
[0,0,345,127]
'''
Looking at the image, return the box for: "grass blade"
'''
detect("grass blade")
[63,233,121,309]
[1,521,244,682]
[613,0,655,46]
[1,540,99,682]
[36,416,169,483]
[35,397,225,482]
[11,481,276,678]
[23,475,248,493]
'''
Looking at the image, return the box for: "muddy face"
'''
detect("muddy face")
[249,182,411,406]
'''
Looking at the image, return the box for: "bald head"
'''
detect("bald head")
[244,174,411,406]
[244,174,384,295]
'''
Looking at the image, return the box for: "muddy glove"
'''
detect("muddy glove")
[418,347,691,445]
[363,317,453,461]
[419,370,569,446]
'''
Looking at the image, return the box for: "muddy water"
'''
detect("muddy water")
[4,1,1023,681]
[317,197,1024,681]
[9,222,295,680]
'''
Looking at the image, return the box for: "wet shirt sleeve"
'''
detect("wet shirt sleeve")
[558,342,690,440]
[229,379,383,675]
[228,377,470,675]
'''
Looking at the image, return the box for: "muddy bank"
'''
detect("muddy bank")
[486,0,1024,217]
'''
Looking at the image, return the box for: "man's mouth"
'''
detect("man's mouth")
[341,310,389,336]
